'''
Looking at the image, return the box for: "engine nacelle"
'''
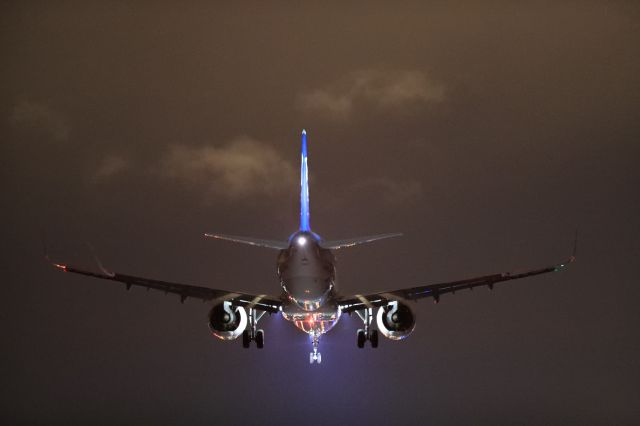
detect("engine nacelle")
[208,301,247,340]
[376,301,416,340]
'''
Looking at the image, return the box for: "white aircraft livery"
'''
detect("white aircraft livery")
[51,130,575,364]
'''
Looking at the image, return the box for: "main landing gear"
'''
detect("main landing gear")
[242,308,265,349]
[356,308,379,349]
[309,333,322,364]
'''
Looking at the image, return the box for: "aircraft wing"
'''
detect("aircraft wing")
[338,255,575,313]
[49,260,282,312]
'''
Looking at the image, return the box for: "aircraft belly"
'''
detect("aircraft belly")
[282,274,333,310]
[281,299,341,336]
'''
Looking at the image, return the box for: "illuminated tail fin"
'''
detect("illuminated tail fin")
[300,129,310,231]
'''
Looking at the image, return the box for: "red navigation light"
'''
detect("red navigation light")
[53,263,67,271]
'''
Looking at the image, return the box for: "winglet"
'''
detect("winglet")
[570,228,578,262]
[555,230,578,271]
[42,234,68,271]
[300,129,310,231]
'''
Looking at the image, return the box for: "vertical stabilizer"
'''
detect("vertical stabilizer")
[300,129,310,231]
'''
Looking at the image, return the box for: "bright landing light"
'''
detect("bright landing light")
[297,236,307,246]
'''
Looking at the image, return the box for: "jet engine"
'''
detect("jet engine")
[376,301,416,340]
[208,301,247,340]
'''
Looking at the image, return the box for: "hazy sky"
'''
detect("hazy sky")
[2,2,639,425]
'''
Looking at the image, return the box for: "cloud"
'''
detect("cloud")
[93,155,129,180]
[296,69,445,119]
[297,91,352,118]
[350,177,423,205]
[9,100,70,141]
[161,138,295,199]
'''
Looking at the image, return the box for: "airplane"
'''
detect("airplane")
[50,129,575,364]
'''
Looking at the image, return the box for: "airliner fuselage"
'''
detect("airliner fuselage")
[279,231,341,337]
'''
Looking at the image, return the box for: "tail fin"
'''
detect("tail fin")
[300,129,310,231]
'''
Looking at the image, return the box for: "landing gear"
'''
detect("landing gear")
[356,308,379,348]
[309,352,321,364]
[309,333,322,364]
[370,329,379,348]
[255,329,264,349]
[241,308,265,349]
[357,329,366,348]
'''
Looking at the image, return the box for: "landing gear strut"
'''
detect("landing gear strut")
[356,308,379,348]
[309,333,322,364]
[242,308,265,349]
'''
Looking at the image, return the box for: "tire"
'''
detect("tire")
[242,330,251,348]
[255,329,264,349]
[357,329,366,348]
[370,330,379,348]
[317,353,322,364]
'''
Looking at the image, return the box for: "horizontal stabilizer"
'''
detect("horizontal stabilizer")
[204,234,289,250]
[320,233,402,250]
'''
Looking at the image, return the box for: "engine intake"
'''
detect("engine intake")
[208,301,247,340]
[376,301,416,340]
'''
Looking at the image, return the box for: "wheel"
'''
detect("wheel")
[242,330,251,348]
[370,330,379,348]
[317,353,322,364]
[310,353,314,364]
[255,329,264,349]
[357,329,366,348]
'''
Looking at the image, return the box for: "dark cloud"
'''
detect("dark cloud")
[349,177,423,205]
[296,69,444,119]
[9,100,70,142]
[92,154,129,181]
[160,138,295,200]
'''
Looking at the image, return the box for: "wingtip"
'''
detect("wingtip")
[44,250,67,272]
[555,253,577,272]
[50,260,67,271]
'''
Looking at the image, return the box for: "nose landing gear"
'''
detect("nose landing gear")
[356,308,379,348]
[309,333,322,364]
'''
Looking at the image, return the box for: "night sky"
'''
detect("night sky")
[2,2,639,425]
